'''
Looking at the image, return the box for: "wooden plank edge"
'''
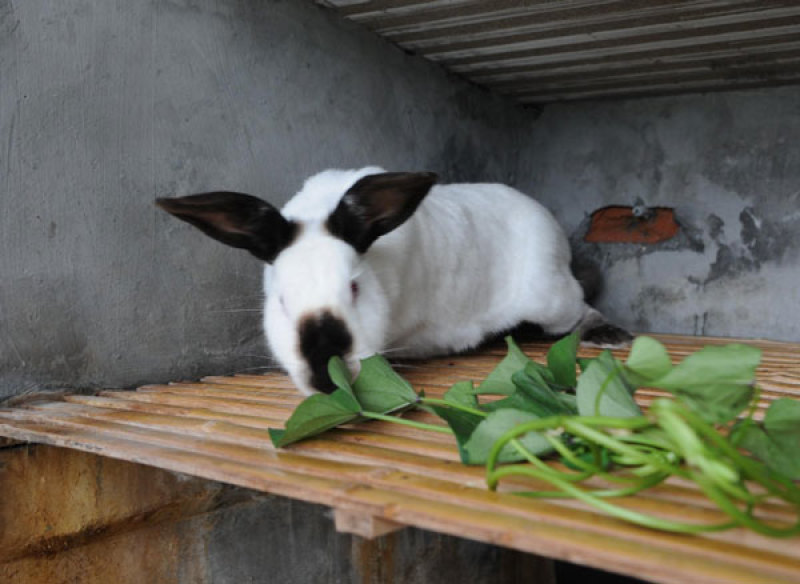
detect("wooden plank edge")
[333,507,405,539]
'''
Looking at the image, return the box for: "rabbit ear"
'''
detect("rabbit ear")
[327,172,437,253]
[156,192,296,263]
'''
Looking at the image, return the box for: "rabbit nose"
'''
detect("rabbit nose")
[298,310,353,394]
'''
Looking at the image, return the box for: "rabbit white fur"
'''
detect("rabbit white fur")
[157,167,630,395]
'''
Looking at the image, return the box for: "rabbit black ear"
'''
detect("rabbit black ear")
[327,172,437,253]
[156,192,297,263]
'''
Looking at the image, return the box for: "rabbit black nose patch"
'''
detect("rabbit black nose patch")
[298,311,353,394]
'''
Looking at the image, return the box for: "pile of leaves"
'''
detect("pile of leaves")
[269,334,800,536]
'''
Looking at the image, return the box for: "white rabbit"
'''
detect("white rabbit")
[157,167,631,395]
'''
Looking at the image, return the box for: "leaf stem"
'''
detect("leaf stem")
[515,471,670,499]
[653,399,800,504]
[419,397,487,418]
[488,465,737,534]
[565,420,685,477]
[359,411,453,434]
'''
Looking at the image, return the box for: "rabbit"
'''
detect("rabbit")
[156,166,632,395]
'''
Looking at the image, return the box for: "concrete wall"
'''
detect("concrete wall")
[520,87,800,342]
[1,445,555,584]
[0,0,534,399]
[6,2,799,401]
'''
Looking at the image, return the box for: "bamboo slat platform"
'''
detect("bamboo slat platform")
[1,334,799,584]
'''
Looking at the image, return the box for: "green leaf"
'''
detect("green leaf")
[547,332,579,388]
[556,393,578,413]
[763,397,800,433]
[477,336,531,395]
[481,364,576,417]
[672,384,754,424]
[625,336,673,385]
[430,404,485,463]
[329,385,362,410]
[525,360,556,385]
[649,344,761,423]
[269,389,361,447]
[576,351,641,418]
[523,361,556,388]
[650,344,760,389]
[512,367,576,416]
[577,357,595,373]
[481,391,538,414]
[267,428,286,445]
[326,357,362,411]
[462,409,553,464]
[735,399,800,479]
[328,356,355,393]
[444,380,478,409]
[351,354,418,413]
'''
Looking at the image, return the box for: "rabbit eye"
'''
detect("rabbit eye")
[350,281,359,302]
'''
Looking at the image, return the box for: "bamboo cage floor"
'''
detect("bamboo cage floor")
[1,334,799,584]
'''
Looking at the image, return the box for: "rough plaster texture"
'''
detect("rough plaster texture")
[0,0,534,399]
[520,86,800,342]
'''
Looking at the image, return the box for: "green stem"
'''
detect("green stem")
[589,471,671,498]
[615,433,672,450]
[486,417,565,476]
[419,397,487,418]
[488,465,736,534]
[565,420,688,479]
[653,400,800,504]
[551,435,668,487]
[505,436,596,484]
[565,415,653,430]
[360,411,452,434]
[485,415,676,484]
[546,434,598,475]
[516,471,670,499]
[690,471,800,538]
[509,437,561,474]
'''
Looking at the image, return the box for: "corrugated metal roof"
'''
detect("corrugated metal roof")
[315,1,800,103]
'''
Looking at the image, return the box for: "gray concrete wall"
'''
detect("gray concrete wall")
[0,0,534,399]
[520,86,800,342]
[206,495,553,584]
[3,0,800,400]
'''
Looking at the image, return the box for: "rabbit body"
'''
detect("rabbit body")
[157,167,627,395]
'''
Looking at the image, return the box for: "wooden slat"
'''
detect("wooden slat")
[0,333,798,583]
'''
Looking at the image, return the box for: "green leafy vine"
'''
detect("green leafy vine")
[269,334,800,537]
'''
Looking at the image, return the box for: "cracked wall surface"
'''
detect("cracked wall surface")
[519,87,800,341]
